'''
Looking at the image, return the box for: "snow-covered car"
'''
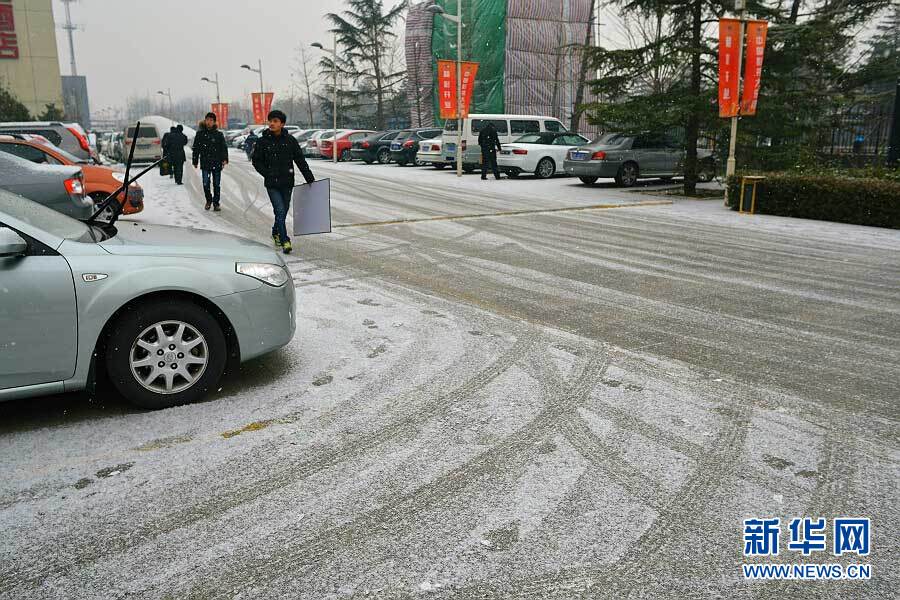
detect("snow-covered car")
[498,132,591,179]
[0,190,296,409]
[417,138,447,169]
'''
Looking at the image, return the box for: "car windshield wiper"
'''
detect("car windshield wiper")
[86,120,162,228]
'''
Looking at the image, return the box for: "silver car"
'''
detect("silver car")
[0,121,97,162]
[0,150,91,219]
[563,132,717,186]
[0,191,296,409]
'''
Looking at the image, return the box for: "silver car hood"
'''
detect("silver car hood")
[100,222,284,264]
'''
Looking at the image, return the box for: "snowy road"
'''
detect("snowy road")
[1,153,898,599]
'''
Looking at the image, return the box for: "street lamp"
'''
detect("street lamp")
[156,89,173,118]
[426,3,463,177]
[312,38,339,164]
[200,74,221,105]
[241,60,266,122]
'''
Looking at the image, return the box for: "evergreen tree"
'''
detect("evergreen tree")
[0,84,31,121]
[38,103,65,121]
[325,0,408,130]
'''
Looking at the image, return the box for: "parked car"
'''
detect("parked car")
[320,130,376,162]
[390,128,444,166]
[0,191,296,409]
[497,132,591,179]
[0,151,90,219]
[417,137,447,169]
[123,123,163,163]
[442,114,568,173]
[306,130,347,159]
[0,121,98,163]
[0,134,143,219]
[563,132,717,186]
[350,130,402,164]
[108,132,125,162]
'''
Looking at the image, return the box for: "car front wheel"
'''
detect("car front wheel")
[105,300,227,409]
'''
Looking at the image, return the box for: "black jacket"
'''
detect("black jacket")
[192,123,228,170]
[165,131,188,162]
[251,129,315,189]
[478,126,502,152]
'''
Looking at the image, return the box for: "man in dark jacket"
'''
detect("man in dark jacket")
[192,112,229,211]
[251,109,315,254]
[167,124,189,185]
[244,129,259,161]
[478,122,503,180]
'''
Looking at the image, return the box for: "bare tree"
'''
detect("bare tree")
[294,45,317,127]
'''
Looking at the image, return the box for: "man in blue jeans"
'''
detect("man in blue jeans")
[251,109,315,254]
[192,112,229,211]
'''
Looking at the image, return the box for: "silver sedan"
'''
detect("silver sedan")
[0,190,295,409]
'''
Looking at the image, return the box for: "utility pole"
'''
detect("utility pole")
[61,0,79,76]
[725,0,747,188]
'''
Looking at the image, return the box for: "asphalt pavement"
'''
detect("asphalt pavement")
[1,153,897,599]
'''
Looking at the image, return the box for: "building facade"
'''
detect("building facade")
[0,0,64,117]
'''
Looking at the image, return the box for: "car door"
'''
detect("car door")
[661,135,684,175]
[631,134,666,175]
[0,225,78,390]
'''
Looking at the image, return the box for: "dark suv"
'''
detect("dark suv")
[390,128,443,166]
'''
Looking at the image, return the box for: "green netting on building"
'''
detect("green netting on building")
[431,0,507,118]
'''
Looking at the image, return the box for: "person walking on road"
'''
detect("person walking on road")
[244,128,259,161]
[251,109,315,255]
[167,124,189,185]
[478,121,503,180]
[192,112,229,211]
[161,126,175,178]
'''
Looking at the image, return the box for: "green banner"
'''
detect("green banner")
[431,0,506,118]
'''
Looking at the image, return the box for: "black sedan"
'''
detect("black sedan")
[390,128,444,166]
[350,130,403,164]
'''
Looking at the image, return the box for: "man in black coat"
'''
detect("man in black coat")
[165,124,189,185]
[192,112,229,210]
[161,127,175,178]
[478,121,503,180]
[251,109,315,254]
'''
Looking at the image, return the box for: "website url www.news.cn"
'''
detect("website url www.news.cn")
[743,563,872,580]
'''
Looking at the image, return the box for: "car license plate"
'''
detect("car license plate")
[138,144,150,149]
[391,144,400,150]
[571,151,589,161]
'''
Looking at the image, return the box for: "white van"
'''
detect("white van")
[123,123,162,163]
[442,114,568,172]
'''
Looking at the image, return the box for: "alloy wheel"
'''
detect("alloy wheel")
[129,321,209,395]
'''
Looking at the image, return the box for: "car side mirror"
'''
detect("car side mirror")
[0,228,28,258]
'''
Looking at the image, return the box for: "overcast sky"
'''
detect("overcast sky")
[52,0,406,112]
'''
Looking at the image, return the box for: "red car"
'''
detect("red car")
[319,130,376,162]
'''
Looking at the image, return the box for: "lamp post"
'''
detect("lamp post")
[200,74,221,105]
[426,3,463,177]
[313,36,339,164]
[156,89,173,118]
[241,60,265,125]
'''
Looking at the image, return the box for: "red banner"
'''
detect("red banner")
[437,60,458,120]
[741,21,768,116]
[251,92,274,124]
[718,18,741,118]
[437,60,479,119]
[0,1,19,59]
[211,103,229,127]
[459,62,479,118]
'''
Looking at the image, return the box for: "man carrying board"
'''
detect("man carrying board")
[251,109,316,254]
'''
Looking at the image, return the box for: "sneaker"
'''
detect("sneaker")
[204,201,212,210]
[272,234,281,248]
[213,205,221,212]
[282,240,292,254]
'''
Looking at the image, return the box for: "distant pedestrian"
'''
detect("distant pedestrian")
[192,112,229,211]
[251,109,315,254]
[161,126,175,178]
[245,128,259,161]
[167,124,189,185]
[478,121,502,180]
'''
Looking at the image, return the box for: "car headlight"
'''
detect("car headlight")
[236,263,290,287]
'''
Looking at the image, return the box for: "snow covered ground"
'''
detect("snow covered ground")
[1,153,898,598]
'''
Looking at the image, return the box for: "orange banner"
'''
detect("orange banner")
[437,60,458,120]
[741,21,768,116]
[718,18,741,118]
[251,92,274,124]
[459,62,479,118]
[211,103,229,127]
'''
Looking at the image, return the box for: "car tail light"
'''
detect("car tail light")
[592,151,607,160]
[65,174,85,197]
[151,139,161,145]
[403,140,415,149]
[310,140,318,147]
[432,144,440,151]
[362,140,370,149]
[512,149,528,155]
[67,126,91,152]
